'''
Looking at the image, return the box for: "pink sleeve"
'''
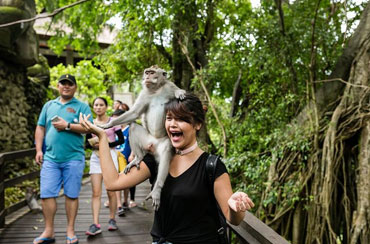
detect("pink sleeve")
[113,125,121,131]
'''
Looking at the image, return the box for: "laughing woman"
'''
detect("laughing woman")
[79,93,254,244]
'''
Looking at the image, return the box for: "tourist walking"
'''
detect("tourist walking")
[33,74,93,244]
[85,97,124,236]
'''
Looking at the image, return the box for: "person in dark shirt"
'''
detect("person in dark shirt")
[79,93,254,244]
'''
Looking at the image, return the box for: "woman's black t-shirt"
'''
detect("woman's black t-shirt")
[143,152,228,244]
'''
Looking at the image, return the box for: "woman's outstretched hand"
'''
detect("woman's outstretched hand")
[79,113,105,137]
[228,192,254,213]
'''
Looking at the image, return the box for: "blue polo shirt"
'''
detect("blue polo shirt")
[37,97,93,163]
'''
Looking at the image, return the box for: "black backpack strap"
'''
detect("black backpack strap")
[205,154,229,243]
[206,154,219,190]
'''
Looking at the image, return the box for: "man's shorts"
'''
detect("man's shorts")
[89,149,118,174]
[40,159,85,199]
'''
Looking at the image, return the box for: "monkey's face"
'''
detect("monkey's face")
[142,68,166,90]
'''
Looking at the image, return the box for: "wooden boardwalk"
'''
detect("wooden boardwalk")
[0,180,154,244]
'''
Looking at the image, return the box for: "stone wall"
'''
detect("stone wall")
[0,0,49,152]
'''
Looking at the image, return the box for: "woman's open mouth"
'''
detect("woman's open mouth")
[170,131,183,141]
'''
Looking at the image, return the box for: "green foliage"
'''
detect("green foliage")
[4,156,40,208]
[204,0,364,212]
[5,186,25,208]
[34,0,366,216]
[49,60,111,109]
[5,179,40,208]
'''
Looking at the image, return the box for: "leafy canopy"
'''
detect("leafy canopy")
[35,0,366,209]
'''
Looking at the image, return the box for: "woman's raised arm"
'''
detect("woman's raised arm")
[79,113,151,191]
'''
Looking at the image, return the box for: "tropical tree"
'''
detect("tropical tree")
[31,0,370,243]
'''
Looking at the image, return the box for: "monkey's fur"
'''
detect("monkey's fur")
[101,65,185,210]
[26,187,42,213]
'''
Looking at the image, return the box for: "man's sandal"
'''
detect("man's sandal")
[32,237,55,244]
[66,235,79,244]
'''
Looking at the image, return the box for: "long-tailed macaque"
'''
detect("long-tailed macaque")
[101,65,185,210]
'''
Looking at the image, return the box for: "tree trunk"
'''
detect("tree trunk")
[296,2,370,127]
[172,0,217,149]
[171,0,214,91]
[350,121,370,244]
[259,2,370,243]
[171,1,196,90]
[230,70,242,118]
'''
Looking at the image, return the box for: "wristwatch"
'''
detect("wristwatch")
[65,123,71,131]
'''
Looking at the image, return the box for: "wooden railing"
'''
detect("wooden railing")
[227,211,290,243]
[0,148,37,228]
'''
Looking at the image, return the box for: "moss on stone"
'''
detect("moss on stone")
[0,6,25,23]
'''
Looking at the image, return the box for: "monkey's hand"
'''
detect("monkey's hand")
[175,89,186,100]
[124,157,141,174]
[145,189,161,211]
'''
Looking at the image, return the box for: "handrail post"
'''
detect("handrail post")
[0,155,5,228]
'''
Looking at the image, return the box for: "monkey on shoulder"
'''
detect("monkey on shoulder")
[100,65,185,210]
[101,65,185,132]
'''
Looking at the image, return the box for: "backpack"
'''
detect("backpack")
[205,154,229,244]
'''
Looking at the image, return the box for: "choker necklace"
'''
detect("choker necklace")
[176,142,198,156]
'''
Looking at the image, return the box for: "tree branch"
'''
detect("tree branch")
[274,0,298,94]
[155,44,172,66]
[275,0,286,35]
[178,38,228,158]
[0,0,91,28]
[230,69,242,118]
[313,78,370,90]
[202,0,215,47]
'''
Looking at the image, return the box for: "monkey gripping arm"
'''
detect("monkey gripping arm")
[99,93,148,129]
[98,109,141,129]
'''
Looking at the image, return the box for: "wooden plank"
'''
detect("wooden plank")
[0,156,4,228]
[0,149,36,163]
[0,209,4,229]
[4,171,40,188]
[228,211,290,244]
[5,200,27,216]
[0,180,154,243]
[230,224,260,244]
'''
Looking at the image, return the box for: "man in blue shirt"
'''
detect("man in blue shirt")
[33,74,93,244]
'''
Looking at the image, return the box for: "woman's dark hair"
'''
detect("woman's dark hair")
[121,103,130,111]
[112,109,125,116]
[164,92,205,127]
[93,97,108,107]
